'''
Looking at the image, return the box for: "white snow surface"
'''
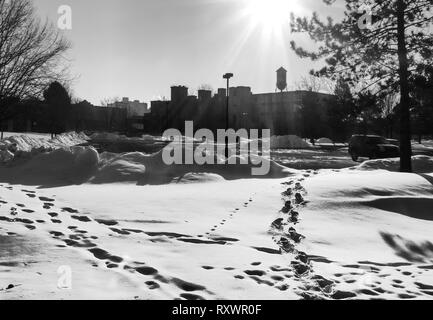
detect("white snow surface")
[0,145,291,186]
[317,138,333,144]
[356,155,433,173]
[0,132,89,164]
[0,133,432,300]
[1,167,432,299]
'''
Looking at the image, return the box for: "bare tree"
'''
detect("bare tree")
[290,0,433,172]
[198,84,213,92]
[381,92,399,138]
[99,97,122,131]
[100,97,120,107]
[0,0,71,124]
[295,75,335,93]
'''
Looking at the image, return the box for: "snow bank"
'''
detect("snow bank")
[269,135,312,149]
[300,170,433,299]
[356,155,433,173]
[0,145,292,186]
[0,132,88,153]
[0,132,89,163]
[92,152,163,184]
[176,172,225,184]
[2,146,99,185]
[90,132,160,144]
[421,140,433,148]
[0,150,14,163]
[92,148,291,185]
[317,137,333,144]
[89,132,168,154]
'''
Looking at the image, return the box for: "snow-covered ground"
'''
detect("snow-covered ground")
[0,132,89,163]
[0,132,432,300]
[0,132,88,152]
[271,148,356,170]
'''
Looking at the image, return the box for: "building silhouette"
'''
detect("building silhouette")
[108,97,149,118]
[145,84,333,136]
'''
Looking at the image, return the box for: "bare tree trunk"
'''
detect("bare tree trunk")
[397,0,412,173]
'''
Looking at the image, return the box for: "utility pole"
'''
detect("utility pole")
[223,73,233,159]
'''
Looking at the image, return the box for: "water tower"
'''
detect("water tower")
[276,67,287,92]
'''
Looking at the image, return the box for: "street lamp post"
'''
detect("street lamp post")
[223,73,233,159]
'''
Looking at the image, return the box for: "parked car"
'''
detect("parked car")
[348,135,400,161]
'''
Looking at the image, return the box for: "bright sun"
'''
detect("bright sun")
[245,0,298,30]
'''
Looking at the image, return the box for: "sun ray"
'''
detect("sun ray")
[242,0,302,31]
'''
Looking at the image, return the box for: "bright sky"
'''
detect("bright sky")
[33,0,343,105]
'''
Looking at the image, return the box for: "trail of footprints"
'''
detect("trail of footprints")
[273,172,433,300]
[269,170,338,299]
[202,193,255,241]
[0,185,215,300]
[1,184,297,299]
[2,181,432,300]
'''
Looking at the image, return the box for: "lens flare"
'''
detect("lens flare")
[244,0,299,30]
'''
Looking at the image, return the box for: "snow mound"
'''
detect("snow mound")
[0,150,14,163]
[317,137,333,144]
[1,145,293,186]
[356,155,433,173]
[90,132,159,143]
[0,132,89,157]
[90,132,123,142]
[175,172,225,184]
[269,135,312,149]
[92,149,291,185]
[89,132,167,154]
[92,152,166,184]
[3,146,99,185]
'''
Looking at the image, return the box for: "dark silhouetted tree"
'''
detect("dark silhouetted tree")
[290,0,433,172]
[326,78,356,142]
[73,100,93,132]
[300,93,327,141]
[0,0,70,133]
[410,64,433,143]
[354,91,383,134]
[380,92,399,139]
[43,81,71,138]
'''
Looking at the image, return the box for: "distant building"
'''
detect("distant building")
[171,86,188,103]
[108,97,149,118]
[198,90,212,103]
[145,84,334,136]
[5,100,128,133]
